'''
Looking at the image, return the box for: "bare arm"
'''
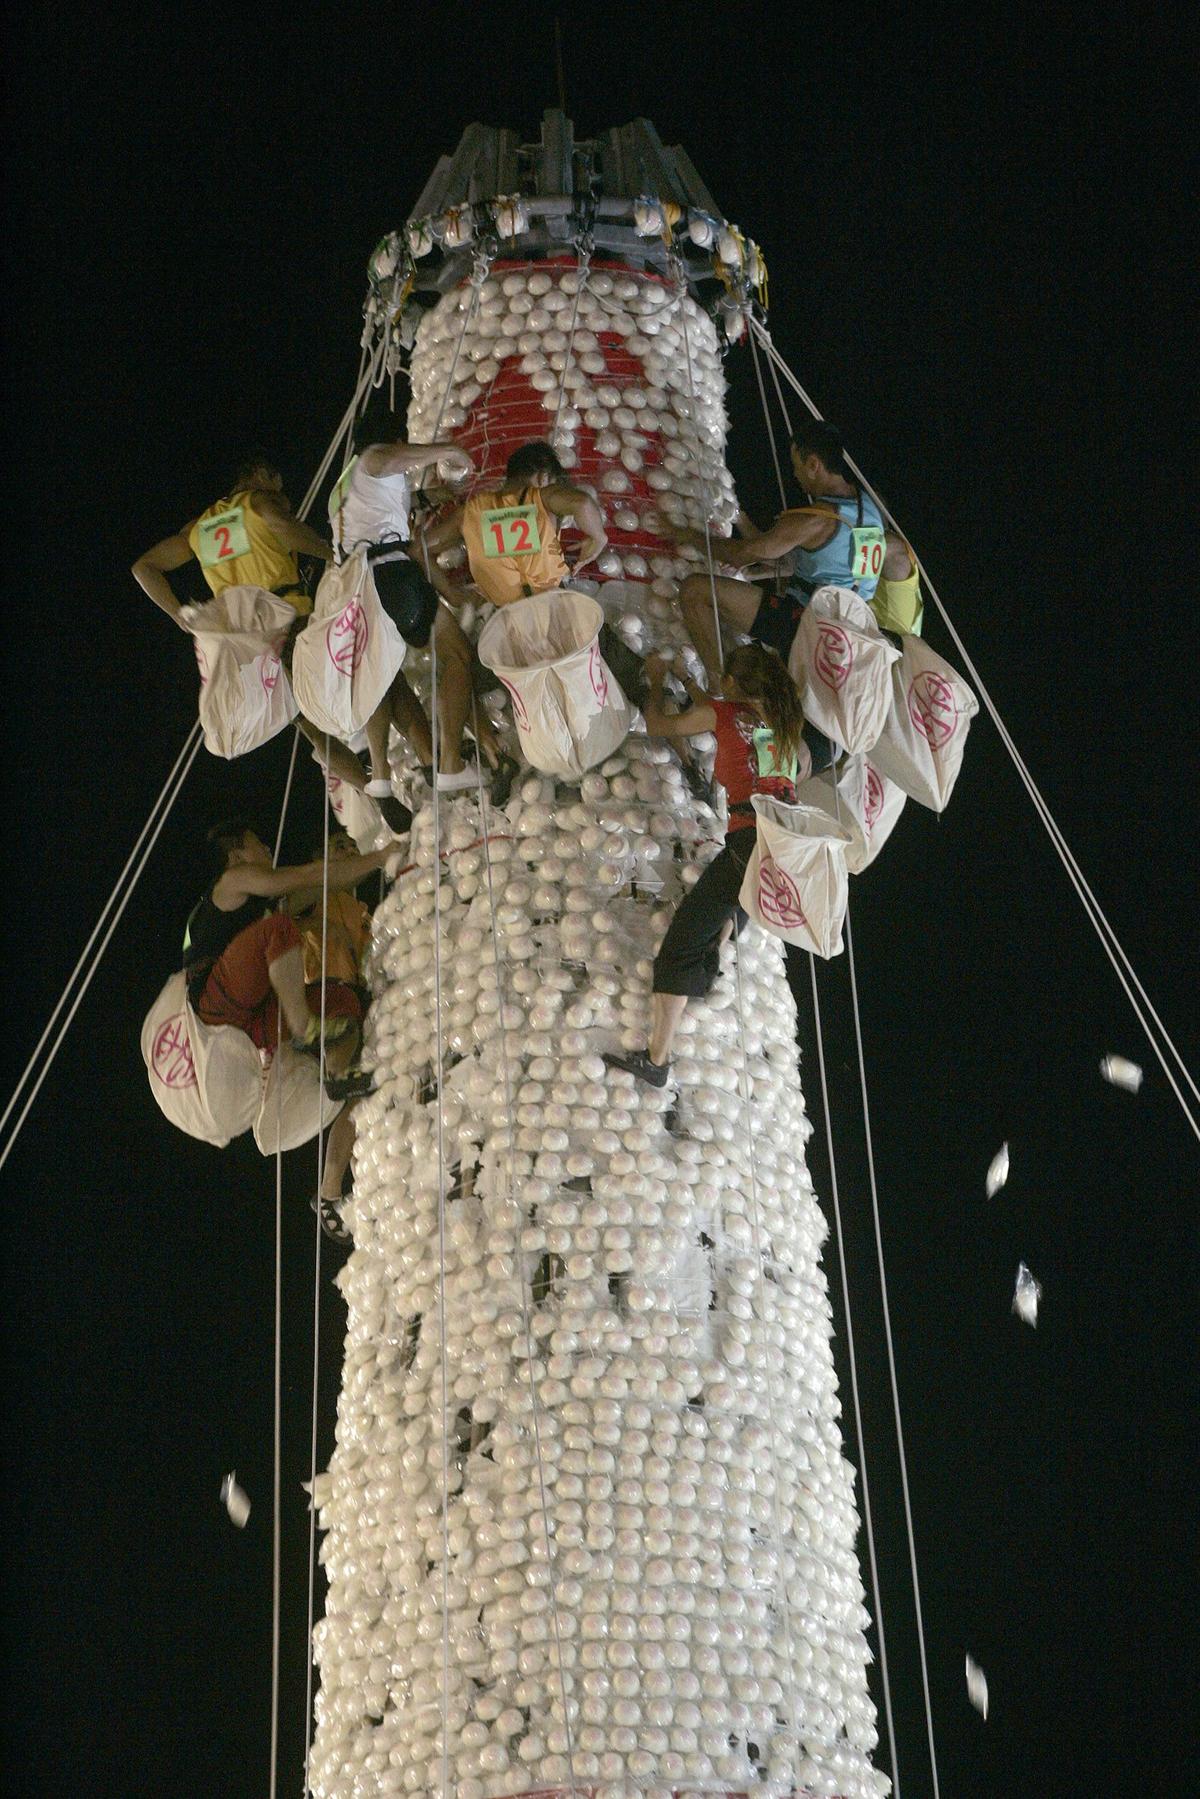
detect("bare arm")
[414,505,466,560]
[361,441,473,480]
[546,485,608,574]
[639,655,718,740]
[883,531,914,580]
[669,508,836,567]
[255,492,334,562]
[132,533,195,629]
[216,845,391,906]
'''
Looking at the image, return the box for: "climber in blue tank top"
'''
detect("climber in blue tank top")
[671,419,914,685]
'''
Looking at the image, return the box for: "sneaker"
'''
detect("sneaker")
[364,776,393,798]
[436,767,478,793]
[489,753,520,809]
[378,794,413,836]
[311,1192,351,1245]
[603,1048,671,1088]
[324,1067,376,1103]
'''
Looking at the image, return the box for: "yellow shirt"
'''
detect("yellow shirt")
[297,891,369,987]
[186,489,310,615]
[461,485,569,606]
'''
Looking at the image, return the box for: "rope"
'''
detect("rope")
[0,724,205,1173]
[746,334,914,1790]
[302,748,333,1798]
[806,953,905,1790]
[268,724,299,1799]
[750,316,1200,1139]
[674,273,806,1743]
[0,717,201,1152]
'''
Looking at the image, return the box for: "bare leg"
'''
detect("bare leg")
[679,573,763,686]
[267,946,312,1041]
[322,1019,361,1077]
[364,697,393,788]
[319,1101,357,1201]
[433,609,472,774]
[297,714,369,791]
[388,671,434,766]
[648,992,690,1067]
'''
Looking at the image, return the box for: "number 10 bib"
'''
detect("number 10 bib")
[849,525,885,582]
[481,504,542,558]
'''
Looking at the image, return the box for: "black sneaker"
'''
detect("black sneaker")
[603,1048,671,1088]
[379,794,413,836]
[489,752,520,809]
[311,1192,351,1245]
[324,1067,376,1103]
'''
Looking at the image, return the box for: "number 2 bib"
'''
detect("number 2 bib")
[849,525,885,582]
[197,506,251,569]
[481,504,542,558]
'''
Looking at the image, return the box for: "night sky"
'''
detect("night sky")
[2,5,1196,1795]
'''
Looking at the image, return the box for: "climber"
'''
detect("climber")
[133,451,412,827]
[289,829,375,1101]
[329,410,511,799]
[669,421,909,684]
[287,829,380,1243]
[183,819,391,1076]
[603,644,831,1088]
[417,441,646,707]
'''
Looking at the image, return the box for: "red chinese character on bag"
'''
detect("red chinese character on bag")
[500,675,530,731]
[260,652,281,695]
[814,621,853,692]
[328,598,368,675]
[152,1016,197,1089]
[588,641,610,704]
[863,765,885,832]
[908,669,958,746]
[758,854,807,929]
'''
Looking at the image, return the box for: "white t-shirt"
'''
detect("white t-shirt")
[336,459,411,560]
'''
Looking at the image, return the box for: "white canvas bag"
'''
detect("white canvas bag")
[738,793,853,958]
[477,590,633,779]
[290,551,406,741]
[186,586,299,759]
[793,755,908,875]
[252,1043,342,1156]
[141,972,261,1147]
[869,634,978,811]
[788,585,900,754]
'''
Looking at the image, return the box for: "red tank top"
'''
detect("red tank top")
[711,700,799,835]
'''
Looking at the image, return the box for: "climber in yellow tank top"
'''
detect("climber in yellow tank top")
[133,450,331,625]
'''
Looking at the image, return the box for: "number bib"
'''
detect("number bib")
[327,456,358,523]
[197,506,251,569]
[752,723,798,784]
[481,503,542,558]
[849,525,885,583]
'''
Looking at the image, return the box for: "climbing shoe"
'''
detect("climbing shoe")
[311,1192,351,1246]
[489,752,520,809]
[378,794,413,836]
[325,1067,376,1103]
[603,1048,671,1088]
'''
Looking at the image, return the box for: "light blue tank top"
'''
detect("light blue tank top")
[788,488,886,600]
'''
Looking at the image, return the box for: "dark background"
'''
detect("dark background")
[1,4,1196,1795]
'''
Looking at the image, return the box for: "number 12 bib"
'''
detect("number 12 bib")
[481,504,542,558]
[197,506,251,568]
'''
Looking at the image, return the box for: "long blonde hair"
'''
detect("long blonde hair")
[724,643,806,767]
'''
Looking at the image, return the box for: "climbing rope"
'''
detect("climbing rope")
[747,333,937,1793]
[749,352,904,1788]
[675,271,808,1747]
[0,722,205,1173]
[749,315,1199,1141]
[269,724,300,1799]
